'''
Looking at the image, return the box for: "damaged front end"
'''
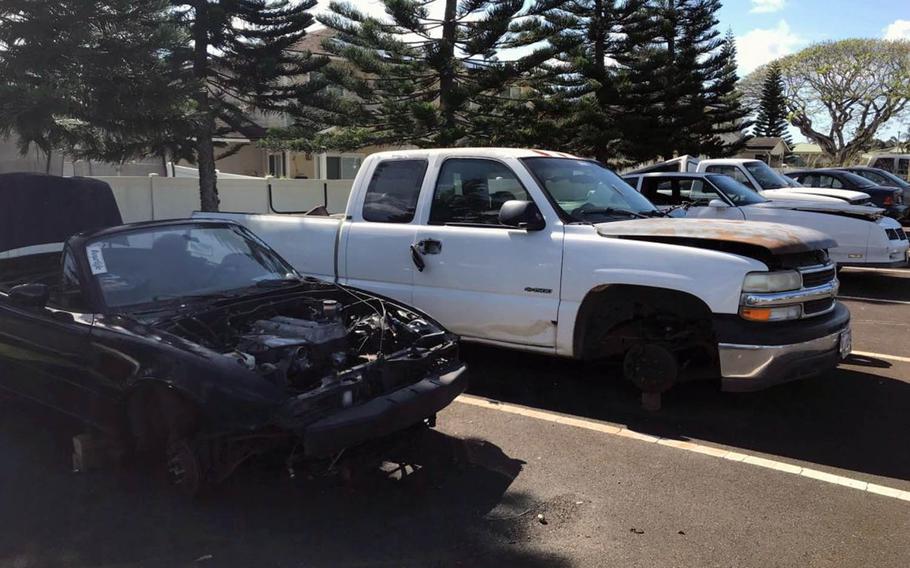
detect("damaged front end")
[152,284,466,488]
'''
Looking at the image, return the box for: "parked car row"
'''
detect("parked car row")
[2,147,904,495]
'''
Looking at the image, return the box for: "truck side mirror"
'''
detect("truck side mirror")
[708,199,729,208]
[499,200,546,231]
[8,283,50,307]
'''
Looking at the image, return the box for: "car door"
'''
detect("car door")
[677,178,745,220]
[340,158,428,306]
[0,249,98,420]
[411,157,564,348]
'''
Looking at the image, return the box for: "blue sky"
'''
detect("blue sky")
[720,0,910,73]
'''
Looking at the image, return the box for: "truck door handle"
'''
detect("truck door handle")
[410,244,426,272]
[417,239,442,255]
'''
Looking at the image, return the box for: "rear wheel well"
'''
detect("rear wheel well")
[573,285,719,379]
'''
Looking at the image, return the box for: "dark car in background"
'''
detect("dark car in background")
[835,166,910,211]
[784,169,907,221]
[0,174,466,495]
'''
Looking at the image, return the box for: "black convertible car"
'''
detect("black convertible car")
[0,174,466,493]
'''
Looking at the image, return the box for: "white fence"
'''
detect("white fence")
[92,176,355,223]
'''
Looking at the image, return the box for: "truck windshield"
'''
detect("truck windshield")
[743,161,795,190]
[706,175,768,205]
[521,157,660,221]
[85,224,298,309]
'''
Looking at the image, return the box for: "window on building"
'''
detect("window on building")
[325,155,363,180]
[268,153,287,178]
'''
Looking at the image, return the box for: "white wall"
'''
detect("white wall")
[93,176,354,223]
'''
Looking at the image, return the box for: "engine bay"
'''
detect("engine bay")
[154,285,456,395]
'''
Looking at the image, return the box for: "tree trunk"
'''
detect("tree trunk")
[192,1,219,211]
[438,0,458,146]
[44,148,52,175]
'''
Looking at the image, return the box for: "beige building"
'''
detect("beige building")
[734,137,791,167]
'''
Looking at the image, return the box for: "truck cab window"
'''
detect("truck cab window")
[362,159,428,223]
[430,159,531,226]
[705,165,754,189]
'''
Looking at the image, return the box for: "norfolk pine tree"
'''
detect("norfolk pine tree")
[753,61,792,144]
[316,0,556,148]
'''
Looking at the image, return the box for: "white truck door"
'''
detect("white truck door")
[412,157,563,348]
[341,158,428,305]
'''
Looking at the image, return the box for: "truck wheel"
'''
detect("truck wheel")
[622,343,679,394]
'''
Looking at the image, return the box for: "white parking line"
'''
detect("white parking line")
[454,394,910,503]
[839,295,910,305]
[850,350,910,364]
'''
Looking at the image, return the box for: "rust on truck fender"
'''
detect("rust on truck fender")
[595,218,837,256]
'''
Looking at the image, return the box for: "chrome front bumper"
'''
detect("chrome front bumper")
[719,327,851,392]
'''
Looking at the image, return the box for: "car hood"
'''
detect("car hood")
[595,218,836,255]
[750,200,885,221]
[759,189,844,203]
[768,187,870,202]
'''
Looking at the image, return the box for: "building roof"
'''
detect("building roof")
[792,143,822,154]
[295,27,338,54]
[745,137,790,152]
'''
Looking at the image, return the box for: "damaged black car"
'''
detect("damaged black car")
[0,174,466,494]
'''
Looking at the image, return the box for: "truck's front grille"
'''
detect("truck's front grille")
[799,264,836,289]
[803,298,836,316]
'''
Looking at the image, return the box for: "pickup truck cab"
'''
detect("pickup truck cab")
[630,156,871,205]
[623,172,909,268]
[199,148,852,394]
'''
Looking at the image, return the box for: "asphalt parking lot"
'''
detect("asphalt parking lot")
[1,263,908,567]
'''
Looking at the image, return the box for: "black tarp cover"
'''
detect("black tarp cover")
[0,173,122,253]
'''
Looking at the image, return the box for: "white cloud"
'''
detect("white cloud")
[750,0,786,13]
[883,19,910,41]
[736,20,806,74]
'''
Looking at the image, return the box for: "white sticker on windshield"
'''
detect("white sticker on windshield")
[86,245,108,275]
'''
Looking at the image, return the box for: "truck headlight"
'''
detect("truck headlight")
[740,305,802,322]
[742,270,802,293]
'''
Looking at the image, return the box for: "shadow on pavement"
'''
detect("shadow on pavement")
[0,399,568,568]
[839,269,910,302]
[462,344,910,483]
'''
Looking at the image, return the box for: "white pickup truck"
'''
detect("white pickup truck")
[622,172,909,268]
[198,148,852,395]
[631,156,872,205]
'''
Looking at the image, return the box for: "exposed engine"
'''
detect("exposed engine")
[233,302,350,390]
[157,287,455,396]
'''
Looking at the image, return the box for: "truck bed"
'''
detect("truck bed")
[192,212,341,282]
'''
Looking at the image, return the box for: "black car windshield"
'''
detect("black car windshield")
[85,224,297,308]
[706,175,767,205]
[743,161,793,190]
[862,169,910,188]
[836,171,877,188]
[521,157,659,221]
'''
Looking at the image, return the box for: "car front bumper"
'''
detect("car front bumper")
[281,365,469,457]
[714,303,851,392]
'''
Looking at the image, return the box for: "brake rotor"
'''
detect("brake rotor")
[623,343,679,394]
